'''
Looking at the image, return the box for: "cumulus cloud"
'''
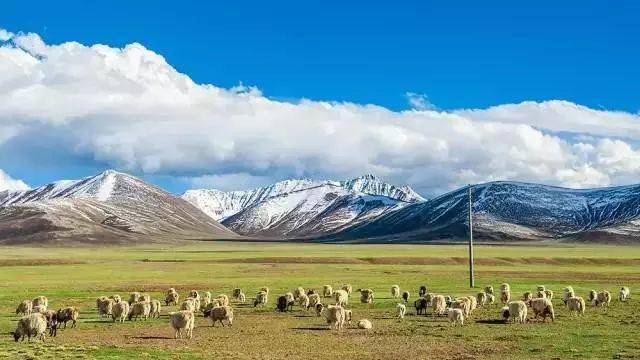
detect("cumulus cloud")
[2,28,640,196]
[0,169,30,192]
[406,92,436,111]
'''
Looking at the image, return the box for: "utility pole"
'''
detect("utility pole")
[468,184,475,288]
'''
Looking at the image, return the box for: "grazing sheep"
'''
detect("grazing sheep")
[165,291,180,306]
[307,289,317,296]
[536,285,546,292]
[477,292,488,307]
[110,294,122,304]
[315,303,324,317]
[485,285,494,295]
[128,292,141,305]
[522,292,533,305]
[500,306,510,322]
[192,297,202,312]
[448,308,464,326]
[308,293,321,309]
[444,295,454,306]
[254,291,268,307]
[202,292,212,307]
[419,285,427,297]
[180,298,196,312]
[141,294,151,303]
[391,285,401,298]
[344,309,353,325]
[544,289,554,300]
[595,291,611,307]
[170,310,195,339]
[562,287,575,305]
[96,296,114,317]
[453,298,470,317]
[293,287,305,300]
[277,296,289,312]
[11,313,47,342]
[128,301,151,321]
[500,289,511,304]
[32,305,47,314]
[112,301,130,323]
[209,305,234,327]
[16,300,33,316]
[56,307,79,328]
[402,291,410,304]
[323,305,346,330]
[432,295,447,317]
[424,293,435,306]
[232,288,242,300]
[238,292,246,303]
[284,292,295,310]
[414,297,428,315]
[32,296,48,309]
[216,294,230,307]
[341,284,353,295]
[46,311,58,337]
[588,290,597,303]
[397,303,406,320]
[536,290,547,299]
[323,285,333,298]
[357,319,372,329]
[260,287,270,296]
[486,293,496,304]
[189,290,200,300]
[507,301,527,323]
[467,296,477,312]
[334,290,349,307]
[567,296,585,316]
[150,299,162,318]
[201,301,220,317]
[619,287,631,302]
[530,298,554,322]
[358,289,374,304]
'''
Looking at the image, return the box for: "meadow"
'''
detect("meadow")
[0,241,639,359]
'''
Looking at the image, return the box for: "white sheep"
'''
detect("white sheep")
[595,291,611,307]
[544,289,554,300]
[96,296,114,317]
[170,310,195,339]
[202,292,212,307]
[128,292,141,305]
[588,290,597,303]
[323,305,346,330]
[467,296,477,312]
[341,284,353,295]
[500,284,511,304]
[11,313,47,342]
[209,305,234,327]
[32,305,47,314]
[298,293,310,309]
[432,295,447,317]
[357,319,372,329]
[477,292,487,307]
[128,301,151,321]
[334,289,349,307]
[323,285,333,298]
[619,287,630,302]
[358,289,374,304]
[141,294,151,303]
[562,286,575,305]
[16,300,33,316]
[260,287,270,296]
[110,294,122,304]
[293,287,305,300]
[112,301,130,323]
[344,309,353,325]
[566,296,585,316]
[216,294,230,307]
[238,291,246,303]
[32,296,48,309]
[165,292,180,306]
[308,293,321,309]
[486,293,496,304]
[447,308,464,326]
[232,288,242,300]
[397,303,406,320]
[180,298,196,312]
[150,299,162,318]
[485,285,494,294]
[254,291,268,307]
[507,301,527,323]
[530,298,554,322]
[391,285,400,298]
[453,298,470,317]
[536,285,546,292]
[189,290,200,301]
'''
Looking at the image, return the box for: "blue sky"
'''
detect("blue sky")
[1,1,640,195]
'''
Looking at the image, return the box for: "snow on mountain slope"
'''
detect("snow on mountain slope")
[340,174,425,202]
[333,181,640,243]
[0,170,237,244]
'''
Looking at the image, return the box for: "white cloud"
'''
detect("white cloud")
[0,169,30,192]
[406,92,435,111]
[2,28,640,196]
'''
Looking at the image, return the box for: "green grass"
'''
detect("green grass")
[0,242,639,359]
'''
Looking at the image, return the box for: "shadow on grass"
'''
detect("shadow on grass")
[131,336,173,340]
[290,327,329,331]
[475,319,507,325]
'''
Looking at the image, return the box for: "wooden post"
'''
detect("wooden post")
[468,185,475,288]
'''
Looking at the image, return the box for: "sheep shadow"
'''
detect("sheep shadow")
[83,319,115,324]
[131,336,173,340]
[475,319,507,325]
[290,327,329,331]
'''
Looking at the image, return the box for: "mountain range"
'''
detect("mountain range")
[2,170,640,244]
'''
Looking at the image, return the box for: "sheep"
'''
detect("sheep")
[128,301,151,321]
[432,295,447,317]
[32,296,48,309]
[254,291,268,307]
[238,291,246,303]
[46,311,58,337]
[562,286,575,305]
[33,305,47,314]
[402,291,410,304]
[166,291,180,306]
[110,294,122,304]
[357,319,372,329]
[141,294,151,303]
[500,284,511,304]
[202,292,212,307]
[486,293,496,304]
[619,287,631,302]
[536,285,546,292]
[448,308,464,326]
[424,293,435,306]
[150,299,162,318]
[530,298,554,322]
[507,301,527,323]
[180,298,196,312]
[544,289,554,300]
[277,296,289,312]
[419,285,427,297]
[391,285,401,298]
[341,284,353,295]
[536,290,547,299]
[232,288,242,300]
[414,297,428,315]
[315,303,324,317]
[307,289,317,296]
[567,296,585,316]
[522,292,533,305]
[467,296,477,312]
[322,285,333,298]
[96,296,114,317]
[216,294,230,307]
[189,290,200,301]
[323,305,346,330]
[358,289,374,304]
[453,298,470,317]
[284,292,295,310]
[308,293,321,309]
[260,287,270,296]
[11,313,47,342]
[397,303,406,320]
[444,295,453,306]
[344,309,353,325]
[485,285,494,295]
[477,292,488,307]
[56,307,79,328]
[209,305,234,327]
[588,290,597,303]
[334,289,349,307]
[112,301,130,323]
[500,306,510,322]
[128,292,141,305]
[595,291,611,307]
[192,297,202,312]
[16,300,33,316]
[170,310,195,339]
[293,287,305,300]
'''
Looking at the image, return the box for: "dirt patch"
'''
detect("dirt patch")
[0,259,85,267]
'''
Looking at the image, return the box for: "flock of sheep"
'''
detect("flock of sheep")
[10,283,632,342]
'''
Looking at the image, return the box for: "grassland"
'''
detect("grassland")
[0,242,639,359]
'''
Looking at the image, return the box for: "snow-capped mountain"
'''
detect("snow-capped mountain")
[182,175,425,238]
[333,181,640,243]
[0,170,236,244]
